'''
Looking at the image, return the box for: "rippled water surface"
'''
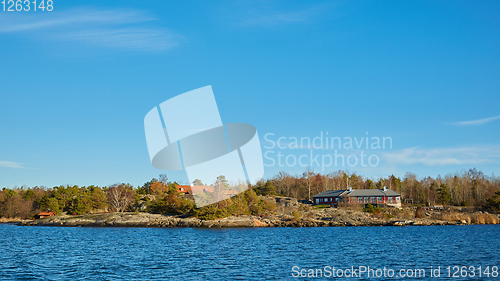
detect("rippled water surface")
[0,224,499,280]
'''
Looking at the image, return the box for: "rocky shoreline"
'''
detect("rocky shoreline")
[15,211,483,228]
[4,195,498,228]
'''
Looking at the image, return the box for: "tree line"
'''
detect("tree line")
[260,168,500,207]
[0,176,278,219]
[1,168,499,219]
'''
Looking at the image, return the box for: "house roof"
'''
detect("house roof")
[191,185,214,193]
[312,190,348,198]
[176,185,190,193]
[313,189,401,198]
[177,185,214,195]
[378,189,401,196]
[37,212,55,216]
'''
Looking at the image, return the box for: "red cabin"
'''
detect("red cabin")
[176,184,214,195]
[34,212,56,219]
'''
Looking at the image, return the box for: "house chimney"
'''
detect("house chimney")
[383,186,387,191]
[191,183,194,187]
[349,186,352,192]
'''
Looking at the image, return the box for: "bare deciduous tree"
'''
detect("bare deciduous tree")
[107,184,134,212]
[303,167,315,201]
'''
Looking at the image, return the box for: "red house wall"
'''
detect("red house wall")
[314,196,400,205]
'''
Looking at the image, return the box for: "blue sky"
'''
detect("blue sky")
[1,0,499,188]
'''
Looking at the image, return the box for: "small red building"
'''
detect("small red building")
[176,184,214,195]
[35,212,56,219]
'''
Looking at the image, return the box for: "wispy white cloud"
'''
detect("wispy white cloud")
[241,5,325,27]
[382,146,500,166]
[0,8,154,32]
[0,8,179,51]
[449,115,500,126]
[0,161,26,169]
[59,27,177,50]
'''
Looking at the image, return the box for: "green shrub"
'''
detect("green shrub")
[226,194,250,216]
[312,204,329,210]
[195,205,228,220]
[364,204,375,213]
[255,182,276,196]
[149,194,196,215]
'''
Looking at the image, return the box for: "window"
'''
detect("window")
[370,197,376,203]
[364,197,369,203]
[316,199,319,204]
[396,197,400,201]
[335,197,339,202]
[358,197,363,203]
[388,197,393,203]
[377,197,382,202]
